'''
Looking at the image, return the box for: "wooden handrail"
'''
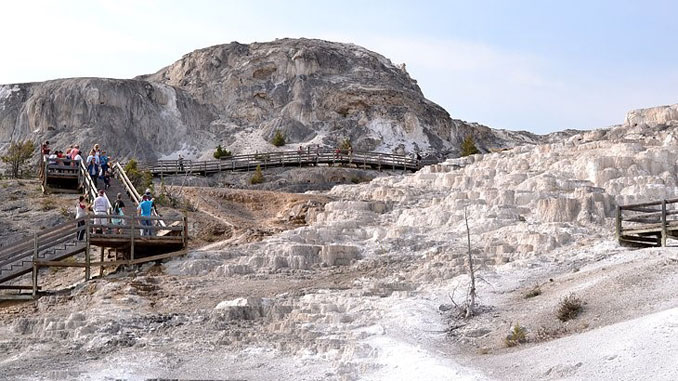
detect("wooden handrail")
[149,150,423,175]
[112,161,166,227]
[617,197,678,247]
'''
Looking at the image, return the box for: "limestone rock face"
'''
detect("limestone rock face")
[0,79,215,161]
[0,38,561,162]
[625,104,678,127]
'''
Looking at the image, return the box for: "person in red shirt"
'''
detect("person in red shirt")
[41,141,50,156]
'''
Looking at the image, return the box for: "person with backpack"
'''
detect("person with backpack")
[111,193,126,233]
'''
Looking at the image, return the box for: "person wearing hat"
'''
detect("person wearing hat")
[93,189,111,234]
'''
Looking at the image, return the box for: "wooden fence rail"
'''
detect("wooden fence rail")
[148,150,424,177]
[616,198,678,247]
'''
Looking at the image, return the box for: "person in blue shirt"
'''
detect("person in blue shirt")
[137,195,154,236]
[100,151,109,178]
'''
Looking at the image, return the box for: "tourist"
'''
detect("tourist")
[69,144,81,166]
[75,195,88,241]
[298,145,303,156]
[47,151,57,166]
[103,169,111,190]
[112,193,125,233]
[41,141,50,156]
[137,194,154,236]
[86,150,99,187]
[73,151,83,166]
[100,151,109,175]
[178,154,184,172]
[93,189,111,234]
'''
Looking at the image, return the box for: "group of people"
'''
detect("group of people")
[76,188,158,239]
[42,141,112,189]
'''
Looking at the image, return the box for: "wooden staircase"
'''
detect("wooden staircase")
[0,219,87,286]
[1,160,187,299]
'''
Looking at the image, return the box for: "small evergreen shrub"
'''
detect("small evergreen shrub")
[339,138,352,151]
[213,145,232,159]
[460,135,479,156]
[504,323,527,347]
[271,130,286,147]
[250,164,264,184]
[1,140,35,178]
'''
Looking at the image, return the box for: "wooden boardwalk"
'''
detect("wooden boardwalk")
[1,158,189,299]
[616,198,678,247]
[149,150,424,177]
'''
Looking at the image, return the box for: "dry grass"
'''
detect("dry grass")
[557,293,583,322]
[504,323,527,347]
[524,285,542,299]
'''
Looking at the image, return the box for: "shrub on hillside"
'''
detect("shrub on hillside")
[557,294,583,322]
[1,140,35,178]
[504,323,527,347]
[460,135,479,156]
[271,129,286,147]
[124,159,153,193]
[250,164,264,184]
[339,137,352,151]
[213,145,232,159]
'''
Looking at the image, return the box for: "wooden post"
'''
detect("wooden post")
[130,216,135,262]
[32,233,38,298]
[99,246,105,277]
[85,218,91,281]
[615,205,622,244]
[183,215,188,249]
[661,200,668,247]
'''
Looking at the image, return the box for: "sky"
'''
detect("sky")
[1,0,677,134]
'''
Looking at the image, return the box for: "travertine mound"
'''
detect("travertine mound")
[1,38,560,162]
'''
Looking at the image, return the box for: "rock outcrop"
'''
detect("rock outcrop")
[1,38,560,163]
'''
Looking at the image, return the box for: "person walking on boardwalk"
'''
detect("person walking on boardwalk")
[137,194,154,236]
[100,151,109,175]
[112,193,126,233]
[93,189,111,234]
[178,154,185,172]
[75,195,88,241]
[86,150,99,187]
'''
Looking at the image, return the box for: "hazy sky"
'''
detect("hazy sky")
[2,0,676,134]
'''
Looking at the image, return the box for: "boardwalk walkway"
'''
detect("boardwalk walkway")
[616,198,678,247]
[149,150,424,177]
[0,158,187,299]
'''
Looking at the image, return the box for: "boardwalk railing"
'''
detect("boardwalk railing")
[616,198,678,247]
[41,157,110,211]
[0,213,188,298]
[149,150,422,176]
[112,162,166,227]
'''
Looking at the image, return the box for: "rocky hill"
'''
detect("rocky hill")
[2,38,559,163]
[1,105,677,380]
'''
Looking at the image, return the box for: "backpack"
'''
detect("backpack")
[114,200,124,215]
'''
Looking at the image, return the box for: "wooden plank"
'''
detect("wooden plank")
[0,294,35,301]
[620,235,660,243]
[129,249,187,265]
[0,285,41,290]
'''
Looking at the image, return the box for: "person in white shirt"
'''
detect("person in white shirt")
[75,195,88,240]
[93,189,111,234]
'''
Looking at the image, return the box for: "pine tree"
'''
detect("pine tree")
[250,164,264,184]
[460,135,479,157]
[2,140,35,178]
[271,130,286,147]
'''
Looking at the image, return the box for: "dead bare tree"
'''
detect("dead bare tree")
[464,207,477,318]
